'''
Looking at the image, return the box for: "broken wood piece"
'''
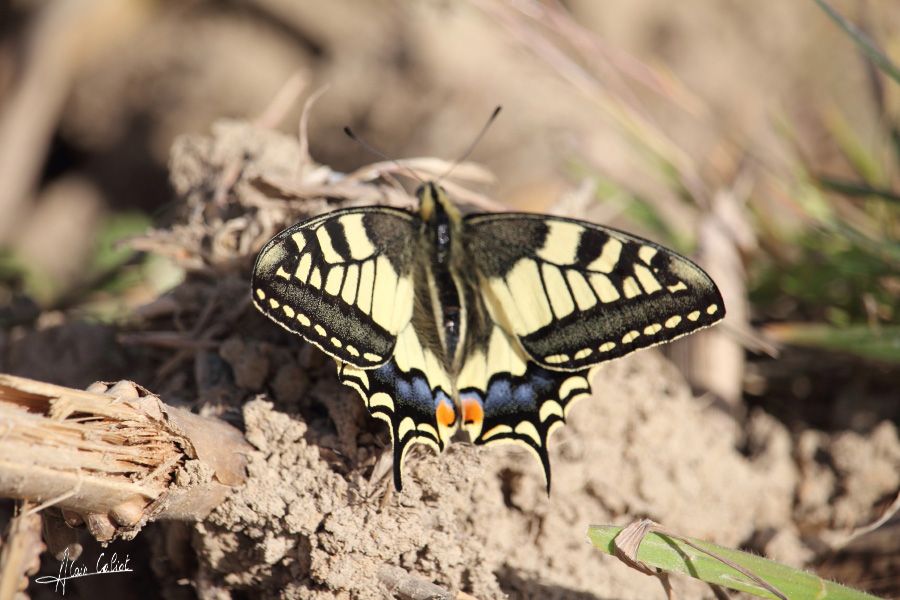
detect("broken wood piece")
[0,374,250,542]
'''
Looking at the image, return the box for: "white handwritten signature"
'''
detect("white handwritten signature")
[34,547,133,595]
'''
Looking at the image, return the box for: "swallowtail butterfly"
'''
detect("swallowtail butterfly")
[251,176,724,492]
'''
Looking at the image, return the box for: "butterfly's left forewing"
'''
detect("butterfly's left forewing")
[253,206,458,491]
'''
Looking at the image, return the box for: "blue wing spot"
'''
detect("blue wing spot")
[434,388,453,410]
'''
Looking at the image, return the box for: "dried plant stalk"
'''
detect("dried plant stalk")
[0,374,250,542]
[0,505,44,599]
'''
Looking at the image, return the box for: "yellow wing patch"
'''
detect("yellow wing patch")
[251,207,418,369]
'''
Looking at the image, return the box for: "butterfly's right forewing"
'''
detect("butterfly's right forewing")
[251,207,418,368]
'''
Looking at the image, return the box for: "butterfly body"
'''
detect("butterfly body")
[252,182,724,491]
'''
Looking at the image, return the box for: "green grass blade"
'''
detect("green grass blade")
[817,176,900,203]
[814,0,900,85]
[763,323,900,363]
[588,525,883,600]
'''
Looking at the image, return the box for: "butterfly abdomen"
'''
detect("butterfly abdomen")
[416,183,467,368]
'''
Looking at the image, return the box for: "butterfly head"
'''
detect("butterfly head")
[417,181,459,224]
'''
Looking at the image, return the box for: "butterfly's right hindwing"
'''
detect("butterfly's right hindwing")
[251,207,418,368]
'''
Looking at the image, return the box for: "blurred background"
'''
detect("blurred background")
[0,0,898,596]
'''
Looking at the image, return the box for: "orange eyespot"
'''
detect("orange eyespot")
[436,397,456,428]
[461,397,484,426]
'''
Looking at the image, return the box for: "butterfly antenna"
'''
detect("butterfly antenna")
[343,126,426,185]
[436,105,502,184]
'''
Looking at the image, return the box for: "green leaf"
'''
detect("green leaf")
[588,525,883,600]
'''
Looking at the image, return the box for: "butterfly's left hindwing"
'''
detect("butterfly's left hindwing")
[252,207,418,368]
[337,325,458,491]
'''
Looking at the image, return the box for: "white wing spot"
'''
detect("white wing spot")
[324,265,344,296]
[357,259,375,315]
[369,392,393,410]
[391,276,414,333]
[507,259,553,332]
[363,352,382,362]
[346,344,359,357]
[487,326,527,377]
[255,288,266,300]
[268,298,280,310]
[574,348,592,360]
[487,277,527,335]
[622,276,641,299]
[638,245,657,264]
[481,424,513,441]
[458,350,487,392]
[315,226,342,264]
[589,273,620,303]
[397,417,416,440]
[559,375,589,400]
[282,305,295,318]
[707,304,719,315]
[565,270,597,311]
[275,266,291,280]
[295,252,312,282]
[634,264,662,294]
[644,323,662,335]
[537,221,584,265]
[667,281,688,293]
[539,400,564,422]
[297,313,311,326]
[338,214,376,260]
[371,255,399,329]
[341,263,360,304]
[587,238,623,273]
[544,353,570,364]
[330,337,342,348]
[542,263,575,319]
[417,423,439,440]
[622,330,640,344]
[291,232,306,253]
[687,310,701,321]
[599,341,616,352]
[514,421,542,446]
[309,267,322,289]
[313,324,327,337]
[665,315,682,328]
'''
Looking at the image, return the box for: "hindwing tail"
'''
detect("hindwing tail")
[337,325,458,491]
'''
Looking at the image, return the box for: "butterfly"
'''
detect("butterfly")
[251,181,725,492]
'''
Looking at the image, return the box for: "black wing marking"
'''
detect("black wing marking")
[464,213,725,371]
[456,319,594,492]
[337,325,458,491]
[251,207,418,368]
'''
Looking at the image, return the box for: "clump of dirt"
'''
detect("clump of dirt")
[190,352,779,599]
